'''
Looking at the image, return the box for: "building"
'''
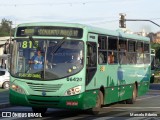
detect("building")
[0,36,12,69]
[0,36,11,55]
[154,32,160,43]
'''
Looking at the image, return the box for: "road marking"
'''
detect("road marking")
[0,102,9,104]
[103,107,160,109]
[137,95,160,101]
[127,117,151,120]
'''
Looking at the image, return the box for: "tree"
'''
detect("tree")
[151,43,160,60]
[0,18,12,37]
[147,32,156,42]
[147,32,160,61]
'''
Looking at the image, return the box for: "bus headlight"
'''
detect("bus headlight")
[11,84,25,94]
[65,86,81,96]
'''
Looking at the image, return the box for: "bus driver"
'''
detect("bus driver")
[29,50,44,70]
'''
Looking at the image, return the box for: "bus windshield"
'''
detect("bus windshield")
[11,39,84,80]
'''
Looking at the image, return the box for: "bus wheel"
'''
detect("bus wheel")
[2,81,10,89]
[90,91,103,115]
[126,84,137,104]
[32,107,47,115]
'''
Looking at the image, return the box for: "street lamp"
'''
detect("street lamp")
[119,13,126,28]
[119,13,160,28]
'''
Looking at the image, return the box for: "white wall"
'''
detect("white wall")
[0,47,4,55]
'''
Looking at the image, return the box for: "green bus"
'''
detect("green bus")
[9,22,151,114]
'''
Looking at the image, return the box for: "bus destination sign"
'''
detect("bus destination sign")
[16,26,83,38]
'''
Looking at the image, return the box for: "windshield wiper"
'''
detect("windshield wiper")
[52,40,65,54]
[52,36,68,53]
[29,35,38,48]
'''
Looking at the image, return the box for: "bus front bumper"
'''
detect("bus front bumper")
[9,89,86,109]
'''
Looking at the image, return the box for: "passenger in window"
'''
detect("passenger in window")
[119,44,127,64]
[137,47,144,64]
[108,51,114,64]
[119,44,127,53]
[98,52,104,64]
[88,47,96,66]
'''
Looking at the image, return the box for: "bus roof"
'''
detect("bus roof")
[17,22,150,42]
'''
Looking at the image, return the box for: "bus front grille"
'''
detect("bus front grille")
[28,98,60,106]
[27,82,62,92]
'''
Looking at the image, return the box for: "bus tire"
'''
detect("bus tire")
[90,91,103,115]
[2,81,10,89]
[32,107,47,115]
[126,84,137,104]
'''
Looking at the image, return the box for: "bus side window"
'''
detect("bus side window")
[98,36,107,64]
[87,42,97,67]
[86,42,97,85]
[119,40,127,64]
[108,51,114,64]
[144,43,150,64]
[137,42,144,64]
[108,37,118,64]
[98,52,107,64]
[128,40,136,64]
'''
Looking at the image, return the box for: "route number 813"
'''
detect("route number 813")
[22,41,38,48]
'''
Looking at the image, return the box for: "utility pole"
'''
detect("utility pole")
[6,20,12,54]
[119,13,160,28]
[9,21,12,54]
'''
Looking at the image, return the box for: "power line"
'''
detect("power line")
[0,0,110,6]
[90,20,118,25]
[150,18,160,20]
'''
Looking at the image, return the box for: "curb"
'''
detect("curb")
[149,89,160,92]
[149,83,160,90]
[0,103,12,109]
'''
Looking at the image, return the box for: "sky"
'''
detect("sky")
[0,0,160,33]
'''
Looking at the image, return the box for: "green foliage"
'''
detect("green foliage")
[151,43,160,60]
[0,18,13,37]
[154,71,160,83]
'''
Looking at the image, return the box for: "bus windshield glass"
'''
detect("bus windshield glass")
[11,39,84,80]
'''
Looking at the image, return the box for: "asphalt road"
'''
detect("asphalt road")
[0,90,160,120]
[0,90,9,104]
